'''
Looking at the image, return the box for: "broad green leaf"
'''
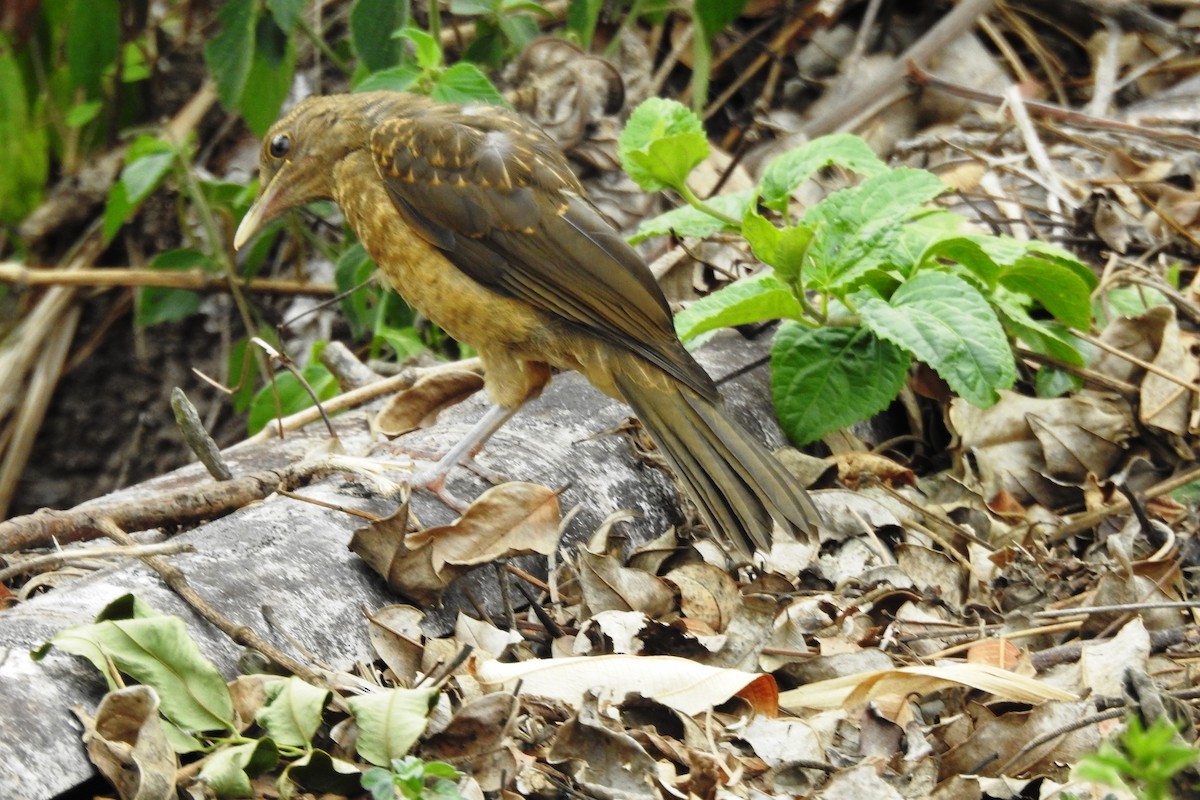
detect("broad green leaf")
[103,142,175,244]
[205,0,258,109]
[629,189,753,243]
[348,687,440,767]
[802,168,947,290]
[449,0,497,13]
[257,677,330,748]
[137,249,215,327]
[1035,366,1081,398]
[993,288,1087,366]
[760,133,888,211]
[567,0,604,48]
[619,97,709,192]
[122,150,174,204]
[240,17,296,136]
[267,0,306,30]
[66,0,119,96]
[920,235,1000,287]
[432,63,508,106]
[199,739,280,797]
[675,272,804,341]
[49,613,234,733]
[857,272,1015,407]
[354,64,423,93]
[693,0,747,40]
[66,100,102,127]
[498,12,540,51]
[395,27,441,70]
[1098,283,1170,323]
[771,322,910,445]
[742,206,813,282]
[999,255,1094,330]
[351,0,407,71]
[248,360,339,435]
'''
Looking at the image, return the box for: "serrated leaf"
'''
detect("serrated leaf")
[432,63,508,106]
[742,207,813,282]
[49,612,234,733]
[629,189,753,243]
[199,739,280,797]
[760,133,888,211]
[857,272,1015,407]
[771,322,910,445]
[999,255,1094,330]
[395,27,441,70]
[803,168,948,290]
[619,97,708,192]
[257,677,331,748]
[675,272,804,341]
[354,64,423,93]
[204,0,258,109]
[351,0,406,71]
[347,687,440,767]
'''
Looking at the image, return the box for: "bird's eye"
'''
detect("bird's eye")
[269,133,291,159]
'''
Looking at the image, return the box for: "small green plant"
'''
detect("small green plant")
[36,595,442,798]
[363,756,466,800]
[618,98,1097,445]
[1073,716,1200,800]
[355,26,507,106]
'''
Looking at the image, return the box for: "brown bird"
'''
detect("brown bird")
[235,91,819,562]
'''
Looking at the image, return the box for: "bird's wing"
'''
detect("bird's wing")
[369,102,716,400]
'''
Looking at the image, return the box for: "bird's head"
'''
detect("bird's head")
[234,94,375,250]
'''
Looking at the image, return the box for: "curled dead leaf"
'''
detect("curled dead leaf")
[374,369,484,437]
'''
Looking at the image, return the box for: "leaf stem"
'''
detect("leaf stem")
[676,182,740,227]
[297,15,351,74]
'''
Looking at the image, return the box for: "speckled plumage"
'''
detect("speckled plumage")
[236,91,819,562]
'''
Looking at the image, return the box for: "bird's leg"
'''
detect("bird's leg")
[410,402,520,509]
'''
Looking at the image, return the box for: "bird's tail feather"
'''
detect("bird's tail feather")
[613,373,819,561]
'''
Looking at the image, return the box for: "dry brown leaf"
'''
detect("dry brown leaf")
[547,692,659,798]
[373,369,484,437]
[831,451,916,489]
[420,692,518,793]
[779,663,1076,712]
[366,604,425,685]
[74,686,176,800]
[471,654,778,716]
[663,562,740,634]
[407,482,562,572]
[577,550,675,618]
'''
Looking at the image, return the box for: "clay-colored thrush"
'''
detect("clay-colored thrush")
[235,91,819,561]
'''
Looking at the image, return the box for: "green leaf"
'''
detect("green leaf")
[48,609,234,733]
[257,677,330,749]
[348,687,440,767]
[760,133,888,211]
[240,17,296,137]
[675,272,804,341]
[267,0,306,30]
[351,0,407,71]
[355,63,423,93]
[999,255,1094,330]
[205,0,258,109]
[629,189,753,243]
[248,359,339,436]
[449,0,497,13]
[619,97,709,192]
[395,27,442,70]
[432,63,508,106]
[693,0,746,39]
[802,168,948,290]
[994,290,1087,367]
[742,206,813,282]
[66,100,102,128]
[567,0,604,48]
[199,739,280,797]
[857,271,1015,407]
[1098,283,1170,323]
[771,322,910,445]
[102,141,176,244]
[920,235,1000,287]
[0,48,47,224]
[137,249,215,327]
[66,0,119,96]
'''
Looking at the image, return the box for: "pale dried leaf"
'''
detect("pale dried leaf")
[374,369,484,437]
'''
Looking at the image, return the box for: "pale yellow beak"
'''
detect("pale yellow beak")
[233,162,291,250]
